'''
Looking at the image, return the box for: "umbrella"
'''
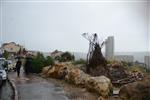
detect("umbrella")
[15,56,24,59]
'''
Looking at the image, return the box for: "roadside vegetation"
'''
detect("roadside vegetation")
[72,58,86,65]
[31,52,54,73]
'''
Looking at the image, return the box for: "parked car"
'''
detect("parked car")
[0,76,2,87]
[0,58,7,81]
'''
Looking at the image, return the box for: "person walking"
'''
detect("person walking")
[15,59,22,77]
[24,57,32,75]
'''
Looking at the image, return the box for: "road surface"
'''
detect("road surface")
[9,72,69,100]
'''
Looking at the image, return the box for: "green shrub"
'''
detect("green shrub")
[73,59,86,65]
[31,52,54,73]
[44,56,54,66]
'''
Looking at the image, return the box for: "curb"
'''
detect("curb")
[8,79,18,100]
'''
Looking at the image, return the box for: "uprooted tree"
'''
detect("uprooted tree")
[82,33,141,85]
[82,33,107,74]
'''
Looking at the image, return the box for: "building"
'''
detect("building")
[1,42,24,54]
[50,50,63,58]
[105,36,114,60]
[1,42,25,59]
[114,55,134,63]
[145,56,150,69]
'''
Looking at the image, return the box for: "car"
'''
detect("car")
[0,58,7,81]
[0,76,2,87]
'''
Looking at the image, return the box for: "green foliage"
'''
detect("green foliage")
[44,56,54,66]
[3,50,9,59]
[55,52,75,62]
[73,59,86,65]
[128,65,147,73]
[32,52,45,73]
[31,52,54,73]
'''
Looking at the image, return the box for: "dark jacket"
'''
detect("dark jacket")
[16,60,22,70]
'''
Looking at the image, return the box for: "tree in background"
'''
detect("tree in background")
[3,50,9,59]
[61,52,74,62]
[17,48,22,55]
[55,52,74,62]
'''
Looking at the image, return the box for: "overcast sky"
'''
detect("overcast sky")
[0,0,150,52]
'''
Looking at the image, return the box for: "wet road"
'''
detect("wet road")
[0,81,14,100]
[9,72,69,100]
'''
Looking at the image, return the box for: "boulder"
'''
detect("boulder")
[86,76,113,97]
[42,66,51,75]
[119,75,150,100]
[47,64,68,79]
[65,68,90,86]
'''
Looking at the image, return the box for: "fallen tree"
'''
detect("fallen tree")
[82,33,107,75]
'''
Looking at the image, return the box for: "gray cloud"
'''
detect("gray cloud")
[0,0,149,52]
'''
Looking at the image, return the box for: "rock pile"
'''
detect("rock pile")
[119,75,150,100]
[42,64,68,79]
[107,62,128,81]
[42,62,113,98]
